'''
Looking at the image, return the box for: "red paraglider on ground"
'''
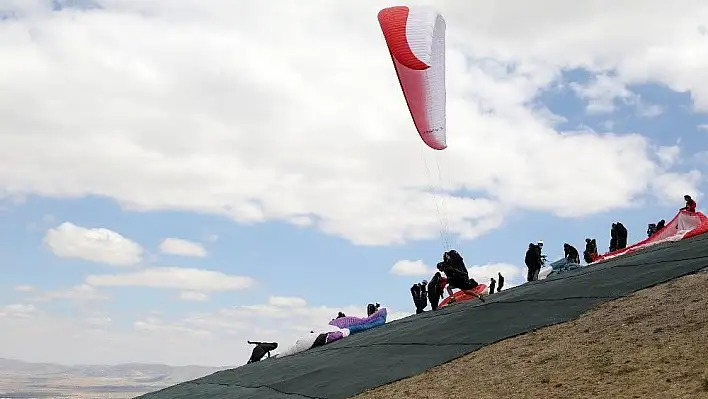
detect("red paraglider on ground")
[592,210,708,264]
[439,284,488,308]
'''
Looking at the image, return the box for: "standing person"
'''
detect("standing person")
[609,223,618,252]
[410,281,428,314]
[647,223,657,238]
[563,243,580,264]
[615,222,628,249]
[437,250,485,302]
[427,272,446,311]
[497,272,505,292]
[525,243,542,282]
[534,241,545,280]
[583,238,598,263]
[681,195,697,212]
[489,277,496,294]
[656,219,665,231]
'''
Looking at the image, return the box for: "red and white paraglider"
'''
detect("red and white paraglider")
[377,6,447,150]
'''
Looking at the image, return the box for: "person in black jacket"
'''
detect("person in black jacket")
[489,277,496,294]
[436,250,485,302]
[610,223,618,252]
[656,219,665,232]
[615,222,628,249]
[427,272,446,311]
[497,272,505,292]
[410,281,428,314]
[564,243,580,264]
[525,243,543,282]
[583,238,598,263]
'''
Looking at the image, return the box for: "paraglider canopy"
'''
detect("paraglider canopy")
[378,5,447,150]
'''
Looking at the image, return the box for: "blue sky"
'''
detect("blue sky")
[0,0,707,366]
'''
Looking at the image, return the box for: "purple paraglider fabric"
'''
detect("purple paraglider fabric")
[328,308,387,330]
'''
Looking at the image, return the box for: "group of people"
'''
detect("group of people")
[410,250,508,313]
[412,195,699,310]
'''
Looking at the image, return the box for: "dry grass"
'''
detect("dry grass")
[353,272,708,399]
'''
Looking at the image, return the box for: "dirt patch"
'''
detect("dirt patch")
[353,272,708,399]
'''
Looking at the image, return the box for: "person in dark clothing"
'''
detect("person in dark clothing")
[247,341,278,364]
[615,222,628,249]
[610,223,618,252]
[525,243,543,282]
[427,272,447,311]
[681,195,697,212]
[564,243,580,264]
[647,223,657,238]
[489,277,496,294]
[367,303,380,316]
[497,272,505,292]
[656,219,665,231]
[410,281,428,314]
[437,250,485,302]
[583,238,598,263]
[336,312,346,318]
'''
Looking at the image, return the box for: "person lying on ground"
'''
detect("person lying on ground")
[437,252,485,302]
[247,341,278,364]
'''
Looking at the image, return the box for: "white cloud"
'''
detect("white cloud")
[34,284,110,302]
[0,300,411,366]
[159,238,207,257]
[570,74,663,117]
[0,304,35,318]
[570,74,634,114]
[267,296,307,308]
[86,267,256,293]
[389,259,524,289]
[43,222,143,266]
[0,1,702,247]
[390,260,432,276]
[14,285,34,293]
[467,263,525,288]
[656,145,681,168]
[698,124,708,132]
[651,170,703,205]
[179,291,209,301]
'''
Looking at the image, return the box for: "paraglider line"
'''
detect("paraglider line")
[420,149,449,249]
[434,150,455,249]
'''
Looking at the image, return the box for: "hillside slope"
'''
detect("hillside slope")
[355,271,708,399]
[137,233,708,399]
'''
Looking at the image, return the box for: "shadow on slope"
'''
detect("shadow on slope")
[136,233,708,399]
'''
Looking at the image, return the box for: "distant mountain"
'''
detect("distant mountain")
[0,358,232,398]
